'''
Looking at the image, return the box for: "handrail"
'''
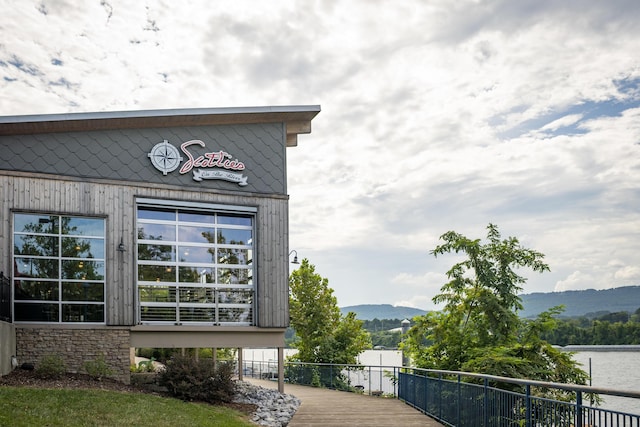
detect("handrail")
[409,367,640,399]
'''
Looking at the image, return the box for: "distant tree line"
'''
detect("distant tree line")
[286,309,640,349]
[540,308,640,345]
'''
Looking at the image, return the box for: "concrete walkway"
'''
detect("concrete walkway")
[245,378,443,427]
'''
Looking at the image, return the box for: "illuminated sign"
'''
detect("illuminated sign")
[148,139,248,186]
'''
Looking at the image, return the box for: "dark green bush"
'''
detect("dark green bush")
[35,354,66,379]
[158,354,236,403]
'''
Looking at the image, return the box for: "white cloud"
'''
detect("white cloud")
[614,266,640,282]
[555,271,595,292]
[540,114,584,132]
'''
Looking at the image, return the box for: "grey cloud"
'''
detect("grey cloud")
[430,0,640,44]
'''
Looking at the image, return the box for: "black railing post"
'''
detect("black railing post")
[525,384,531,427]
[438,373,443,421]
[576,391,583,427]
[394,367,398,399]
[484,378,489,427]
[423,369,427,414]
[457,374,461,427]
[330,364,333,389]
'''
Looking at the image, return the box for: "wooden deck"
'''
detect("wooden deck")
[245,378,443,426]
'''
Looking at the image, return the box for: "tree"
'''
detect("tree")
[288,259,371,387]
[403,224,591,395]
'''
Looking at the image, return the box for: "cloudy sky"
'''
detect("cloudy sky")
[1,1,639,310]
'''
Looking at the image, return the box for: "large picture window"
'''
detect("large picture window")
[13,213,106,323]
[136,201,255,325]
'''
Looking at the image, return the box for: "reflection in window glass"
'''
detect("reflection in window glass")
[218,215,251,226]
[178,226,216,244]
[218,268,252,285]
[14,281,58,301]
[138,265,176,282]
[61,260,105,281]
[140,306,176,321]
[218,307,252,323]
[218,289,253,304]
[218,248,251,265]
[137,223,176,241]
[138,244,175,261]
[62,237,105,259]
[138,208,175,221]
[179,287,214,303]
[180,307,215,322]
[14,214,59,234]
[217,229,252,245]
[179,266,214,283]
[139,285,177,303]
[14,258,59,279]
[62,282,104,302]
[179,212,215,224]
[63,217,104,236]
[14,303,59,322]
[62,304,104,323]
[14,235,58,256]
[178,246,214,263]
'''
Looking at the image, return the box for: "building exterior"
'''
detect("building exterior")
[0,105,320,390]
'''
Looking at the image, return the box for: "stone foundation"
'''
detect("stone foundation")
[15,326,131,383]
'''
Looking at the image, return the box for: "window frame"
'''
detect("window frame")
[12,212,107,324]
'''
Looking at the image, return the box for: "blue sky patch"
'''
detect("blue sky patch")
[497,77,640,140]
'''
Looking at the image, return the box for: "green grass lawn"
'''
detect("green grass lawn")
[0,386,253,427]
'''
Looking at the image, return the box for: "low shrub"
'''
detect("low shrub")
[35,354,66,379]
[83,354,113,380]
[158,354,236,403]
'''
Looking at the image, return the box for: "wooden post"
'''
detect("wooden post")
[237,347,243,381]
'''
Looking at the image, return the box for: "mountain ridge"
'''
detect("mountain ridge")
[340,286,640,321]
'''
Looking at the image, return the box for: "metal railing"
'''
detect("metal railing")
[0,272,10,322]
[400,368,640,427]
[242,360,400,396]
[242,360,640,427]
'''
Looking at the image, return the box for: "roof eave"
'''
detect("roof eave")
[0,105,321,146]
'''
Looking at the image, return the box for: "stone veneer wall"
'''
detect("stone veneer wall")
[15,327,131,384]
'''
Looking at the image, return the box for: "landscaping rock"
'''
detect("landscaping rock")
[233,381,300,427]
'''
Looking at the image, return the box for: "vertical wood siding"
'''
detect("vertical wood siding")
[0,173,289,328]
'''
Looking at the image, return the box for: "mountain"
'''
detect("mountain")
[341,286,640,321]
[340,304,427,321]
[519,286,640,318]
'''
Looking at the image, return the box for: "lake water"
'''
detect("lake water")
[243,347,640,415]
[569,349,640,415]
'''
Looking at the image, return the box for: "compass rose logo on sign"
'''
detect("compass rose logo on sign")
[148,140,183,175]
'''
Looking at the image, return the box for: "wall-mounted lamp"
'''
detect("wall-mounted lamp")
[117,238,126,252]
[289,250,299,264]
